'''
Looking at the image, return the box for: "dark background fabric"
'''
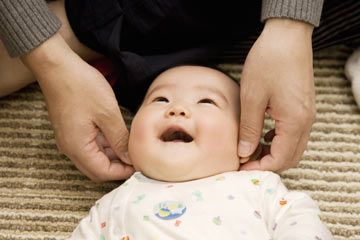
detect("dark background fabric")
[65,0,360,111]
[65,0,263,111]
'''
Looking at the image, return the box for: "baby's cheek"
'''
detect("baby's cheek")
[202,126,231,150]
[129,115,150,142]
[203,119,238,154]
[128,122,146,160]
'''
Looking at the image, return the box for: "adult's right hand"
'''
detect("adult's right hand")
[238,19,316,172]
[22,34,135,182]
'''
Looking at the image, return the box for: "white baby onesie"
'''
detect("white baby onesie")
[70,170,333,240]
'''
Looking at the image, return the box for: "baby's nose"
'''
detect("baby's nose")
[165,105,191,118]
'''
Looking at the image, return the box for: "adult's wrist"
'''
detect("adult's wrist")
[20,33,77,81]
[263,18,314,39]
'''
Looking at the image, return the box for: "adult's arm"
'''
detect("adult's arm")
[238,0,324,171]
[0,0,134,182]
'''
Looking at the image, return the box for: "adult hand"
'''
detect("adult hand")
[22,34,135,182]
[238,19,316,172]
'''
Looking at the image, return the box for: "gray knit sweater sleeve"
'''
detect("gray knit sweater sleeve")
[261,0,324,27]
[0,0,323,57]
[0,0,61,57]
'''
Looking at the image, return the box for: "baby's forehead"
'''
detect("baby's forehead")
[148,65,238,95]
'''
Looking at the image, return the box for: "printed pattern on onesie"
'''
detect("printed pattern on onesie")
[70,171,333,240]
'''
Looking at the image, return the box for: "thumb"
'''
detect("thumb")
[238,94,267,158]
[97,108,130,163]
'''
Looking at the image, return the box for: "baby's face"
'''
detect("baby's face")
[128,66,240,182]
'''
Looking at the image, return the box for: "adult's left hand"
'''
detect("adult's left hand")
[238,18,316,172]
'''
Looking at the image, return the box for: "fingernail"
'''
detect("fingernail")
[238,141,253,157]
[240,157,249,164]
[239,157,249,164]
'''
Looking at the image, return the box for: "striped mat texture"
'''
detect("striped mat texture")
[0,45,359,239]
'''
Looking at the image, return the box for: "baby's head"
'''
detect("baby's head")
[128,65,240,182]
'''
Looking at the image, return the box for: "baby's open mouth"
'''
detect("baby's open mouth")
[160,127,193,143]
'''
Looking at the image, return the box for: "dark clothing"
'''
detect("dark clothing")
[65,0,263,111]
[65,0,360,112]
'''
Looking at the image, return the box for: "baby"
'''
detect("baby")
[70,66,333,239]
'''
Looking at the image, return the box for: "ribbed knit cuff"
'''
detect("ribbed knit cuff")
[261,0,324,27]
[0,0,61,57]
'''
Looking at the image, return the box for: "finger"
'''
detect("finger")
[240,155,273,171]
[68,126,133,182]
[96,107,130,163]
[96,132,131,163]
[240,143,263,164]
[266,117,313,171]
[239,156,250,164]
[105,161,135,181]
[264,129,275,142]
[290,130,311,168]
[238,89,267,158]
[75,139,134,182]
[240,125,301,172]
[249,143,271,161]
[96,132,110,148]
[239,144,270,170]
[104,147,120,161]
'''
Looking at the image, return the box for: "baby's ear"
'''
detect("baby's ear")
[345,48,360,108]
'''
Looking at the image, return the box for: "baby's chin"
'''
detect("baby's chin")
[143,169,205,182]
[133,164,197,182]
[134,160,239,183]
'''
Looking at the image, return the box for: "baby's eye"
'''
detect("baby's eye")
[153,96,169,102]
[198,98,217,106]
